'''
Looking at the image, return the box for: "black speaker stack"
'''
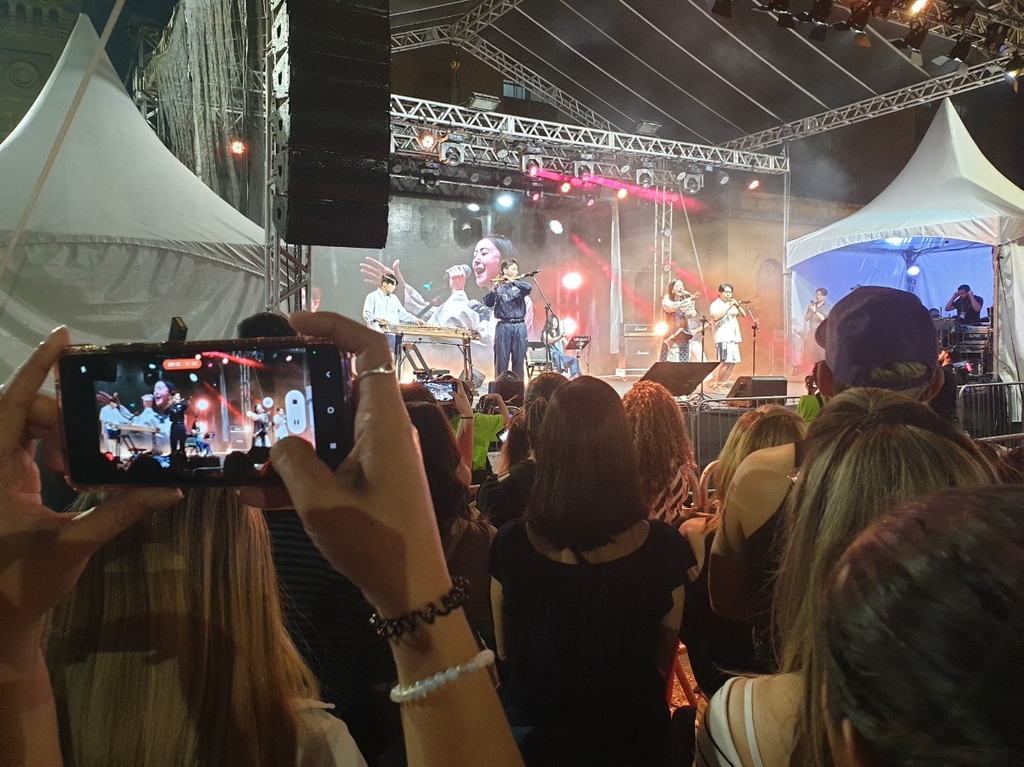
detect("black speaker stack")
[270,0,391,247]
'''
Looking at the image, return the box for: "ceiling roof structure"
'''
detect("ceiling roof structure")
[391,0,1024,151]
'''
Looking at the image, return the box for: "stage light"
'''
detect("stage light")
[496,193,515,208]
[635,120,662,135]
[573,162,594,180]
[549,220,564,235]
[584,194,596,207]
[716,169,730,185]
[521,156,542,176]
[196,399,210,412]
[469,172,481,183]
[747,178,761,190]
[636,170,655,189]
[833,1,870,31]
[562,272,583,290]
[229,139,247,156]
[528,181,543,202]
[983,23,1008,53]
[467,202,481,212]
[416,130,438,151]
[908,0,929,14]
[1005,52,1024,77]
[892,21,929,63]
[712,0,732,17]
[617,188,629,199]
[906,265,921,276]
[390,161,404,174]
[654,321,669,336]
[466,92,501,111]
[420,162,440,190]
[440,143,465,166]
[500,173,514,187]
[618,162,632,174]
[948,37,972,63]
[798,0,833,40]
[681,173,703,194]
[559,181,572,194]
[562,317,578,336]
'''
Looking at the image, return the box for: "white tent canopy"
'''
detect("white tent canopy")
[0,15,265,381]
[786,99,1024,379]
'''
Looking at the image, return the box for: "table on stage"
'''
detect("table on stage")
[382,324,482,380]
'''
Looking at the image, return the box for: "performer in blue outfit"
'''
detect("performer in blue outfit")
[484,256,534,381]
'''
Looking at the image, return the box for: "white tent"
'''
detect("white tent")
[0,15,265,381]
[786,99,1024,380]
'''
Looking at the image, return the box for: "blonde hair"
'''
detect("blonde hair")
[45,489,318,767]
[773,388,999,767]
[712,405,806,508]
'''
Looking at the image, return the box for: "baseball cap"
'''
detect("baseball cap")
[815,286,938,389]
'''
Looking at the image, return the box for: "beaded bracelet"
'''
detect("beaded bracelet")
[390,649,495,703]
[369,577,471,640]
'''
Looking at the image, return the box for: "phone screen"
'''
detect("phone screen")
[423,380,459,402]
[497,427,509,443]
[57,339,354,487]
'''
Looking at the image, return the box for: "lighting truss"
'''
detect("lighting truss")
[867,0,1024,51]
[721,56,1013,151]
[390,25,451,51]
[391,95,789,176]
[449,0,527,41]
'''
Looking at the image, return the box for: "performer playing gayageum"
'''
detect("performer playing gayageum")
[945,283,984,324]
[709,283,748,390]
[485,257,534,380]
[361,273,423,332]
[660,279,699,362]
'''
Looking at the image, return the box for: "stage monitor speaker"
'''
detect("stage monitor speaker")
[639,361,719,397]
[726,376,788,404]
[271,0,390,247]
[623,334,661,367]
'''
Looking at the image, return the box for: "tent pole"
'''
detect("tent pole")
[782,143,792,376]
[993,244,1000,381]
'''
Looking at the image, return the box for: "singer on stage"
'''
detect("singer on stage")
[485,257,534,380]
[709,283,747,391]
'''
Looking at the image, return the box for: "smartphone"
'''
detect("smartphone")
[496,427,509,443]
[57,338,355,488]
[423,380,459,402]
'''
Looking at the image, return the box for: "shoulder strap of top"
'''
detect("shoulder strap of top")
[743,679,766,767]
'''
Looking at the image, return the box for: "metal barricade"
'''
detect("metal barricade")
[956,380,1024,440]
[679,394,803,471]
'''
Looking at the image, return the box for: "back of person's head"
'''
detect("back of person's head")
[774,388,998,677]
[816,286,940,399]
[44,488,316,767]
[525,376,645,551]
[526,371,568,405]
[813,486,1024,767]
[405,401,470,549]
[714,405,806,507]
[400,381,437,404]
[236,311,297,340]
[623,380,696,513]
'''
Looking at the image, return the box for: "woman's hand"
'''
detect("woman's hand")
[0,328,180,660]
[270,312,450,619]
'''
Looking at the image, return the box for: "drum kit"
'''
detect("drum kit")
[935,318,992,381]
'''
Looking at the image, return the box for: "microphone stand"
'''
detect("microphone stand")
[528,273,557,371]
[747,305,760,378]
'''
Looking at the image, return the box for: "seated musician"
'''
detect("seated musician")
[100,398,130,455]
[542,315,581,379]
[361,274,425,332]
[191,419,212,456]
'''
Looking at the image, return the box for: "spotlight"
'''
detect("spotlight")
[617,188,629,199]
[440,143,465,166]
[747,178,762,191]
[906,264,921,277]
[466,92,501,111]
[1005,52,1024,77]
[496,193,515,208]
[390,161,404,174]
[420,162,440,190]
[528,181,543,202]
[562,272,583,290]
[467,203,481,212]
[636,169,655,189]
[949,37,972,63]
[983,23,1008,53]
[798,0,833,40]
[500,173,514,187]
[892,21,929,63]
[716,169,730,185]
[548,220,564,235]
[654,321,669,336]
[562,317,578,336]
[495,147,511,160]
[469,172,481,183]
[416,130,438,151]
[712,0,732,17]
[559,181,572,194]
[573,162,594,180]
[617,162,632,174]
[908,0,929,14]
[681,173,703,194]
[634,120,662,136]
[833,1,870,31]
[228,139,247,156]
[584,194,596,207]
[521,156,543,175]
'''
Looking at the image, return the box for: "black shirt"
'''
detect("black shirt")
[484,279,532,321]
[953,294,983,324]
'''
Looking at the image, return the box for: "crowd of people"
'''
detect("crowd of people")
[1,284,1021,767]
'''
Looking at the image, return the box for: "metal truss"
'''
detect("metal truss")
[391,25,452,52]
[391,0,613,130]
[872,0,1024,51]
[722,56,1013,151]
[654,191,674,301]
[450,0,526,42]
[392,95,789,175]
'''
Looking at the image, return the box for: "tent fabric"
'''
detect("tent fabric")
[787,100,1024,266]
[0,15,265,381]
[786,99,1024,378]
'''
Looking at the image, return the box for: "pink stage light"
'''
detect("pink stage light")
[562,272,583,290]
[563,317,578,336]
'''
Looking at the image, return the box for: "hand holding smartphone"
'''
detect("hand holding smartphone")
[57,338,355,488]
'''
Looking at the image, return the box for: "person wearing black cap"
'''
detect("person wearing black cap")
[944,283,984,324]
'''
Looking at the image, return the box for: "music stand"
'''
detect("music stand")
[639,361,719,397]
[565,336,590,353]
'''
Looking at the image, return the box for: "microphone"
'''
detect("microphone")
[523,269,541,278]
